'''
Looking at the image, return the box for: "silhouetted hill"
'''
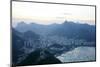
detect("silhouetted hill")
[12,28,25,64]
[17,49,61,66]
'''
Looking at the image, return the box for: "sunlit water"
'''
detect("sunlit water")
[57,47,96,62]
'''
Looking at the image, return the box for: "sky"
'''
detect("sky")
[12,1,95,26]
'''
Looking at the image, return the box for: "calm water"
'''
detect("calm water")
[57,47,96,62]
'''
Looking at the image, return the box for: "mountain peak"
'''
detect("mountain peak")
[17,21,27,26]
[63,20,75,25]
[63,20,68,23]
[19,21,25,24]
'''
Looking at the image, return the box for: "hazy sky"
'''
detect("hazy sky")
[12,1,95,25]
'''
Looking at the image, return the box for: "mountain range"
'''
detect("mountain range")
[12,20,96,66]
